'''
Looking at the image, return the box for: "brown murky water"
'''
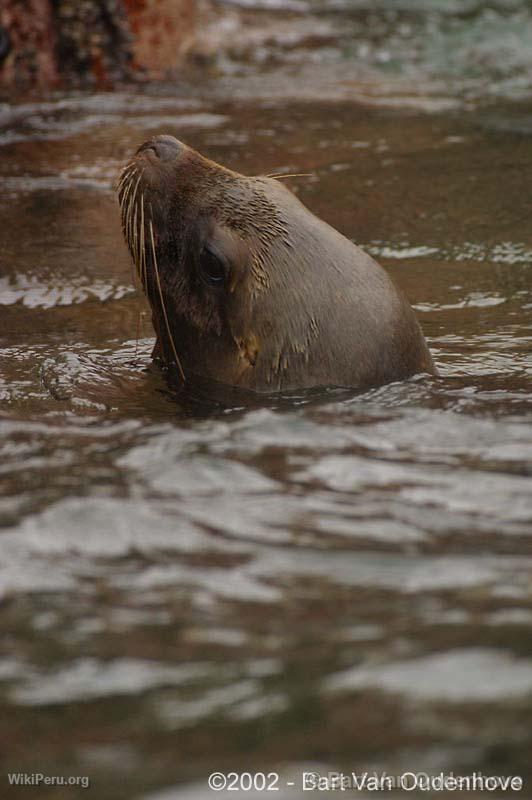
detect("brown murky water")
[1,2,532,799]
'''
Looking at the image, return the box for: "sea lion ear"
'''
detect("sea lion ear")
[202,221,250,293]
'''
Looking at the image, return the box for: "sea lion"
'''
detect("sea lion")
[117,134,436,392]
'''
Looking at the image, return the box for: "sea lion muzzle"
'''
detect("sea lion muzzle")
[117,134,436,392]
[137,135,184,162]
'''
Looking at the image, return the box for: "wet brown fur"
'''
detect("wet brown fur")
[117,136,436,392]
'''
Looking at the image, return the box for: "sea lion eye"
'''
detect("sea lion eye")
[200,245,226,287]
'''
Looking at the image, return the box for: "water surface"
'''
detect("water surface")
[1,2,532,798]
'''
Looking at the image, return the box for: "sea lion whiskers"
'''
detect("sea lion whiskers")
[123,185,137,284]
[148,218,186,383]
[134,307,142,365]
[117,160,136,182]
[117,173,132,219]
[117,169,137,212]
[128,200,138,265]
[128,175,141,247]
[127,174,142,254]
[132,200,139,277]
[119,166,135,192]
[139,193,147,290]
[118,168,145,291]
[115,168,132,197]
[265,172,313,180]
[116,165,135,193]
[118,172,136,242]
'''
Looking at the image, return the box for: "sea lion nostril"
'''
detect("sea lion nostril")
[138,135,183,162]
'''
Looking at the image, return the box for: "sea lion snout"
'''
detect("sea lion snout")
[136,135,184,163]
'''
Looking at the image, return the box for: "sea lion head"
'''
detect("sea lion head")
[118,134,300,388]
[118,134,436,391]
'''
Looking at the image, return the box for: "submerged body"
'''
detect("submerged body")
[118,135,436,392]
